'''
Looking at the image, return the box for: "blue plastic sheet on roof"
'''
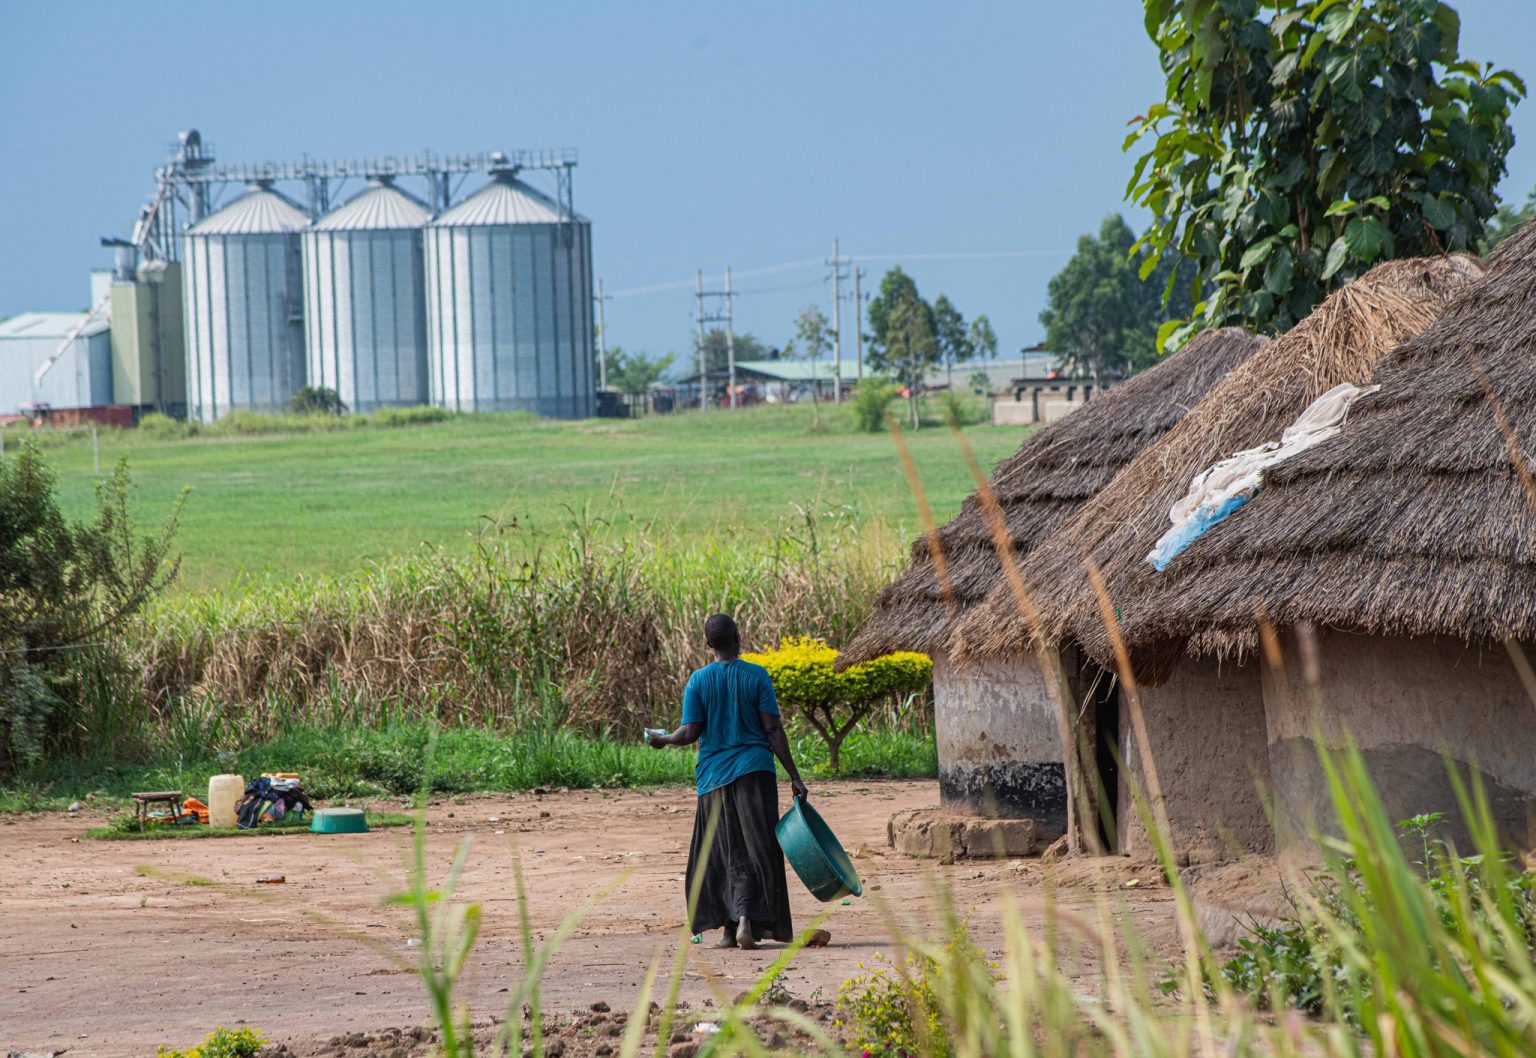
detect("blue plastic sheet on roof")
[1147,491,1253,572]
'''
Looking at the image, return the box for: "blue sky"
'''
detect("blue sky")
[3,1,1535,362]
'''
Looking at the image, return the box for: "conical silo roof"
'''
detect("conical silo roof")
[432,172,582,227]
[311,178,431,231]
[188,185,309,235]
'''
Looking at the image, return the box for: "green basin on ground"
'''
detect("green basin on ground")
[310,807,370,834]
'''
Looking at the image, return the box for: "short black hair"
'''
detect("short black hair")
[704,613,740,652]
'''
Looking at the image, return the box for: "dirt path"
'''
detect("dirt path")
[1,781,1179,1057]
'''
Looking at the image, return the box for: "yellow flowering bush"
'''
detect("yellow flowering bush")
[742,636,931,772]
[156,1027,264,1058]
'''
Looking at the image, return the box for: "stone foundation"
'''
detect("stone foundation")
[887,806,1044,860]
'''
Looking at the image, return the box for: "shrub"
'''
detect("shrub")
[156,1026,263,1058]
[852,380,898,433]
[742,636,930,772]
[0,443,181,772]
[290,385,347,417]
[136,412,196,439]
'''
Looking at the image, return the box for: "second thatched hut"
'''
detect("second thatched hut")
[956,253,1484,863]
[1114,224,1536,854]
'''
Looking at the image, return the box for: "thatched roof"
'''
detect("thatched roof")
[834,327,1265,670]
[955,254,1485,680]
[1110,223,1536,656]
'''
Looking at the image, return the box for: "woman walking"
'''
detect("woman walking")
[647,614,808,949]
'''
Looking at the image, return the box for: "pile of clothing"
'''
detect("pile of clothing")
[235,775,313,829]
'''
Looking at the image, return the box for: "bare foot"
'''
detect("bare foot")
[715,928,738,949]
[735,916,759,950]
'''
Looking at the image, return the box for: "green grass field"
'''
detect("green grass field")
[23,404,1024,588]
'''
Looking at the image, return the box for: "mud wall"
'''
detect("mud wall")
[1264,632,1536,852]
[933,655,1067,833]
[1118,656,1272,864]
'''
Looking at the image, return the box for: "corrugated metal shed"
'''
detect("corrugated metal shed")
[432,174,580,226]
[0,312,114,411]
[311,180,432,232]
[187,186,309,235]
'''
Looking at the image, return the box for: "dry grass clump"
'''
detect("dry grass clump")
[133,507,894,740]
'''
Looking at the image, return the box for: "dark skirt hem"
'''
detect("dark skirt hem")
[685,770,794,942]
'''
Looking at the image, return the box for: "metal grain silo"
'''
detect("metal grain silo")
[423,171,595,418]
[302,177,431,412]
[182,182,307,422]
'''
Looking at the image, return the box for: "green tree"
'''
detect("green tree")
[866,267,935,363]
[607,347,675,399]
[932,294,973,385]
[967,315,998,361]
[885,296,939,429]
[792,305,833,428]
[695,329,768,375]
[1482,183,1536,252]
[1040,215,1193,382]
[0,444,181,771]
[1129,0,1525,343]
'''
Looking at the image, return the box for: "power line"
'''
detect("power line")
[604,248,1071,299]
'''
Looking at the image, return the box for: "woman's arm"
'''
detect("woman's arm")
[647,721,704,748]
[760,712,809,800]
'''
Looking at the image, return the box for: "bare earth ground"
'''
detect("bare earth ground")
[1,781,1183,1057]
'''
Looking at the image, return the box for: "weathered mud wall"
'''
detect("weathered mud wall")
[1263,632,1536,852]
[1118,656,1272,864]
[933,656,1067,833]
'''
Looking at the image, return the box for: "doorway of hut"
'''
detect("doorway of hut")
[1066,647,1122,853]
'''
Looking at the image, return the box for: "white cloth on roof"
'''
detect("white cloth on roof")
[1146,382,1379,570]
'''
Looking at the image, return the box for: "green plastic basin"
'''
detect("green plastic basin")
[310,807,370,834]
[776,797,862,902]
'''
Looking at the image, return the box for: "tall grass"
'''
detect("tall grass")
[128,505,898,748]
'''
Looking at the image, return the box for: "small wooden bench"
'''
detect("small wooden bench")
[130,790,184,833]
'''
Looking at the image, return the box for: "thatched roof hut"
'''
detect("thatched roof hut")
[835,327,1265,670]
[1115,224,1536,654]
[956,254,1485,679]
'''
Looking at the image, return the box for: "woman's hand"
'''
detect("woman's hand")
[791,778,809,801]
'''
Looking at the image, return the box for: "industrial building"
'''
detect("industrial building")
[0,312,114,418]
[0,130,595,424]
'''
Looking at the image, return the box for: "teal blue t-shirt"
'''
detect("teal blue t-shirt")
[680,659,780,796]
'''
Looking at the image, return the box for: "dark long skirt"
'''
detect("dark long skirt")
[685,771,794,942]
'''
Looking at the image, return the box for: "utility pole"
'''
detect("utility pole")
[724,266,737,410]
[827,239,850,403]
[694,269,737,411]
[595,277,611,391]
[853,266,867,382]
[695,271,708,410]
